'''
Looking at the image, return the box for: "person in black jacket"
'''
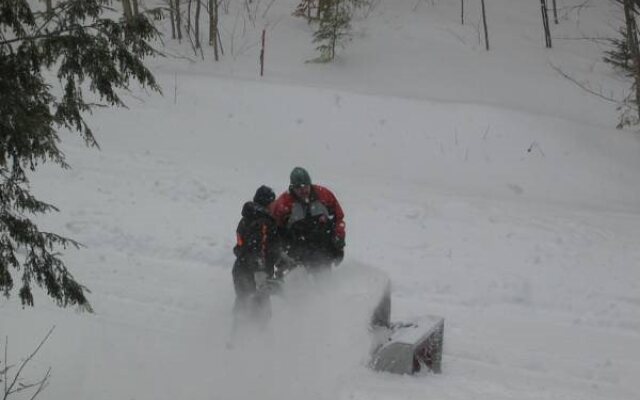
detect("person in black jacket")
[232,185,279,318]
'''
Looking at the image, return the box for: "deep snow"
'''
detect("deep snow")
[2,1,640,400]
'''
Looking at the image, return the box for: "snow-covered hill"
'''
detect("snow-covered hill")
[2,1,640,400]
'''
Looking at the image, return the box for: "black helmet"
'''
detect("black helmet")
[289,167,312,187]
[253,185,275,207]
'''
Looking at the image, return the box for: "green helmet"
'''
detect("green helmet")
[290,167,312,187]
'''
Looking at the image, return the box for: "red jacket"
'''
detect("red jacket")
[271,184,345,239]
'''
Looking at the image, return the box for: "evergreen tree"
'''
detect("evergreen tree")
[293,0,315,22]
[0,0,161,309]
[310,0,352,62]
[294,0,367,62]
[604,0,640,126]
[604,28,632,73]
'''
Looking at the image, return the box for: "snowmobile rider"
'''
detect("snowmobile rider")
[232,185,279,313]
[271,167,346,270]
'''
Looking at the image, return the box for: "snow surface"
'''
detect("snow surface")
[2,1,640,399]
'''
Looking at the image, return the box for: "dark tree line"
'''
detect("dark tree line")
[165,0,222,59]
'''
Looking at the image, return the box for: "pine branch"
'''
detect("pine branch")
[0,0,160,309]
[32,1,74,38]
[0,23,102,46]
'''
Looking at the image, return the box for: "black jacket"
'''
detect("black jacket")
[233,201,279,273]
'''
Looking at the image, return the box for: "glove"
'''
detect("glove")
[332,236,345,265]
[332,236,345,251]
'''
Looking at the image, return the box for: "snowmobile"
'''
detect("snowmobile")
[230,257,444,375]
[276,255,445,375]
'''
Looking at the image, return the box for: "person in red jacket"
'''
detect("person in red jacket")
[271,167,346,271]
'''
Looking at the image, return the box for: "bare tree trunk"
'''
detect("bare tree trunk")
[169,0,176,39]
[176,0,183,41]
[552,0,558,24]
[122,0,133,20]
[45,0,53,13]
[540,0,552,48]
[218,28,224,55]
[260,29,265,76]
[187,0,193,37]
[331,0,339,60]
[195,0,202,49]
[132,0,140,15]
[318,0,327,19]
[481,0,489,51]
[460,0,464,25]
[623,0,640,119]
[210,0,220,60]
[209,0,214,45]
